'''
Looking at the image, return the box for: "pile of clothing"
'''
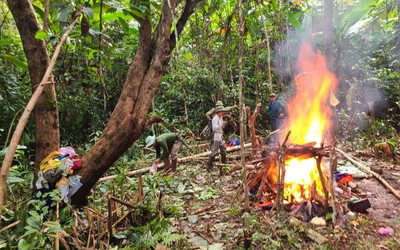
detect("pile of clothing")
[36,147,83,203]
[227,138,240,147]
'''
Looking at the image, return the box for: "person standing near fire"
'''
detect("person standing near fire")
[268,92,287,142]
[206,103,228,172]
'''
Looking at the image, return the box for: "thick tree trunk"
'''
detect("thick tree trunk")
[6,0,60,171]
[71,0,203,205]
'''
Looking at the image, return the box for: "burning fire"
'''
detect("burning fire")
[282,42,338,203]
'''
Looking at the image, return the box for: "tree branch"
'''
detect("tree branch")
[144,116,165,131]
[170,0,203,49]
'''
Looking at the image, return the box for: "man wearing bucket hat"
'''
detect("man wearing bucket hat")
[206,104,228,172]
[205,100,237,120]
[145,133,181,175]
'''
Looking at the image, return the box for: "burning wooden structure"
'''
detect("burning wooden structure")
[248,140,332,208]
[245,42,340,215]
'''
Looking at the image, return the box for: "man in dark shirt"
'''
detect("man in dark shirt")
[268,93,287,143]
[146,133,181,175]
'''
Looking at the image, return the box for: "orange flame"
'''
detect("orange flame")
[282,42,338,203]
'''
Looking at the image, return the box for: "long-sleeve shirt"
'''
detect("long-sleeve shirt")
[155,133,178,160]
[268,100,286,121]
[211,114,224,141]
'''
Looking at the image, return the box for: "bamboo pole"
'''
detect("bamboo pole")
[0,220,20,234]
[0,11,81,220]
[336,147,400,200]
[56,202,60,250]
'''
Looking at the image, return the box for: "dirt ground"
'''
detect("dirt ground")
[169,152,400,249]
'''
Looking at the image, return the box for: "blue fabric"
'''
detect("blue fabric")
[268,100,284,120]
[334,170,349,182]
[229,138,240,146]
[268,100,286,131]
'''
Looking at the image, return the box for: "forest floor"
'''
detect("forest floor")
[163,146,400,250]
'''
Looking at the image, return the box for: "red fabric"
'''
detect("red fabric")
[338,174,354,184]
[70,155,83,170]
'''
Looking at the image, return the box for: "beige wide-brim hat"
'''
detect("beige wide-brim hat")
[216,106,226,112]
[215,100,224,107]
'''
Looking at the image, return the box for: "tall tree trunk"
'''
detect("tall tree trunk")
[71,0,203,205]
[324,0,334,70]
[257,1,273,94]
[238,0,250,212]
[6,0,60,171]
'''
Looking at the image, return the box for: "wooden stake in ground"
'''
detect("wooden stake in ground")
[329,149,337,224]
[0,11,81,221]
[276,131,291,212]
[315,154,329,212]
[246,102,262,159]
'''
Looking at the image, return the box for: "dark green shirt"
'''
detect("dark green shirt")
[155,133,178,160]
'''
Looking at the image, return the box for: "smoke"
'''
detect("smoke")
[272,2,392,134]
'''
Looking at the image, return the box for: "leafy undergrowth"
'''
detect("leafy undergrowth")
[1,152,400,249]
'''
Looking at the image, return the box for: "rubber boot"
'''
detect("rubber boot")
[207,156,215,172]
[169,159,177,175]
[163,158,171,172]
[221,152,227,164]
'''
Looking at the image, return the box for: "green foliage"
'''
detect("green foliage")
[0,189,65,249]
[0,70,33,147]
[126,217,184,249]
[336,108,398,149]
[197,187,219,200]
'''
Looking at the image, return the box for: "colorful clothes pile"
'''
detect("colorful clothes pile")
[226,138,240,147]
[35,146,83,203]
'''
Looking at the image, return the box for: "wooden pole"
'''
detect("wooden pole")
[238,0,250,212]
[256,1,272,94]
[55,202,60,250]
[246,103,262,159]
[0,220,20,234]
[0,11,81,220]
[276,131,291,213]
[329,149,337,224]
[315,155,329,212]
